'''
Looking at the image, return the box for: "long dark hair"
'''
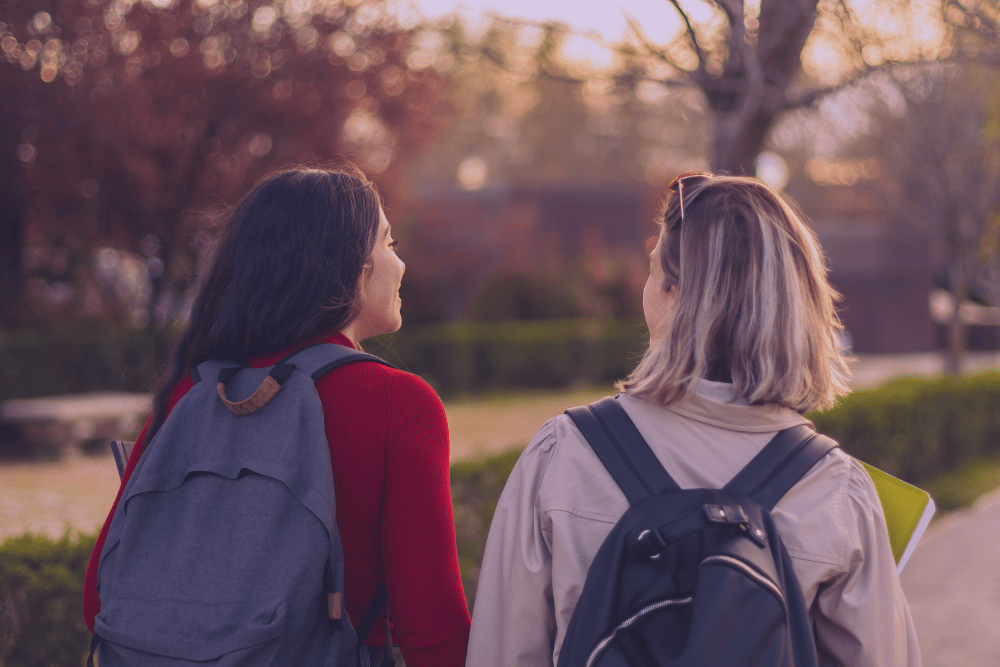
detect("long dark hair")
[148,168,382,439]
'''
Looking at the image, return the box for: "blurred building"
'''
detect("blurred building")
[410,182,654,253]
[794,183,937,354]
[405,183,657,318]
[406,181,992,354]
[813,217,935,353]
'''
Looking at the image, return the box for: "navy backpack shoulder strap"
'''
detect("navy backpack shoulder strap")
[724,424,839,510]
[565,396,681,505]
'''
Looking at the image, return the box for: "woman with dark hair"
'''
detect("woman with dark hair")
[83,168,471,666]
[466,174,920,666]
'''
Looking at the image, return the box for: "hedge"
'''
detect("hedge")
[368,318,647,396]
[0,320,648,402]
[449,448,523,610]
[4,373,1000,663]
[809,372,1000,486]
[0,328,174,402]
[0,530,95,667]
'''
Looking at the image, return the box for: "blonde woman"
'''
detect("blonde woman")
[466,174,920,667]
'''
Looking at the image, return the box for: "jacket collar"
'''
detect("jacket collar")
[620,381,809,433]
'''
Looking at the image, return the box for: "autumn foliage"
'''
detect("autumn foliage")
[0,0,445,326]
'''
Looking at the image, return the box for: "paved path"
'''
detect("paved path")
[853,353,999,666]
[900,487,1000,666]
[851,351,1000,388]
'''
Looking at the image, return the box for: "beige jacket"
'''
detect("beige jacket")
[466,383,921,667]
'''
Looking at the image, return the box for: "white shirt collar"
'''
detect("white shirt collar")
[691,377,749,405]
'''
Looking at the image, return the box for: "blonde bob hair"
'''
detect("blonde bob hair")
[619,174,851,413]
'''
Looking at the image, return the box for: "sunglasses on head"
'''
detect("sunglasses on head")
[667,172,712,226]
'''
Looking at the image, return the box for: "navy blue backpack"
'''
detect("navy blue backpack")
[92,344,396,666]
[558,396,837,667]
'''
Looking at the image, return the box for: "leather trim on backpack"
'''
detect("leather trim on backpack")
[217,376,281,414]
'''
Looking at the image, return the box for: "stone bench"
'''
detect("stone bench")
[0,392,150,458]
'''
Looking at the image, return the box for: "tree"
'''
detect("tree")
[829,0,1000,373]
[861,63,1000,373]
[614,0,895,173]
[405,18,707,189]
[0,0,445,326]
[548,0,1000,177]
[0,60,29,326]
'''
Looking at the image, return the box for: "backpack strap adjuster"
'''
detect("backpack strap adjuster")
[629,528,666,562]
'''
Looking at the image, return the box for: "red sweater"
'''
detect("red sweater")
[83,333,471,667]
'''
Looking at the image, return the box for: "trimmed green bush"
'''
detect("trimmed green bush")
[369,318,647,396]
[923,450,1000,512]
[0,320,645,402]
[450,448,523,610]
[0,328,174,401]
[807,372,1000,486]
[0,530,96,667]
[4,369,999,649]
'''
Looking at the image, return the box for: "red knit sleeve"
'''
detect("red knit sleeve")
[82,375,194,632]
[382,373,471,667]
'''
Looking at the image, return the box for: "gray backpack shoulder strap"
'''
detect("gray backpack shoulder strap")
[189,343,394,386]
[191,358,240,385]
[278,342,395,380]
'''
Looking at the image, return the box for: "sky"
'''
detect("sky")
[391,0,700,66]
[402,0,688,40]
[393,0,949,77]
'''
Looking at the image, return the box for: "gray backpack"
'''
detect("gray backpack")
[93,343,393,666]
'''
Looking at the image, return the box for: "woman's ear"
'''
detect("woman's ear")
[645,234,659,254]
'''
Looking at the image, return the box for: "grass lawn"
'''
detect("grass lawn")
[924,450,1000,513]
[444,384,615,461]
[3,381,999,549]
[0,385,617,541]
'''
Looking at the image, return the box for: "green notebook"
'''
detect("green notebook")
[860,462,935,573]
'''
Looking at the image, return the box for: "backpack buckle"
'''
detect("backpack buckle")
[703,504,748,526]
[704,504,767,546]
[628,528,667,562]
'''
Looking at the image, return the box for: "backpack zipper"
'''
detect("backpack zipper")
[584,596,693,667]
[583,556,786,667]
[701,554,788,619]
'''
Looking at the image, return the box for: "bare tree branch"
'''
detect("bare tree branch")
[623,12,690,77]
[783,50,1000,111]
[480,0,997,176]
[734,3,767,125]
[781,63,884,110]
[947,0,1000,35]
[664,0,708,78]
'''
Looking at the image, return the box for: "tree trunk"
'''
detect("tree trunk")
[147,240,172,331]
[945,258,969,376]
[0,137,24,327]
[711,108,776,175]
[698,0,820,176]
[0,192,25,327]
